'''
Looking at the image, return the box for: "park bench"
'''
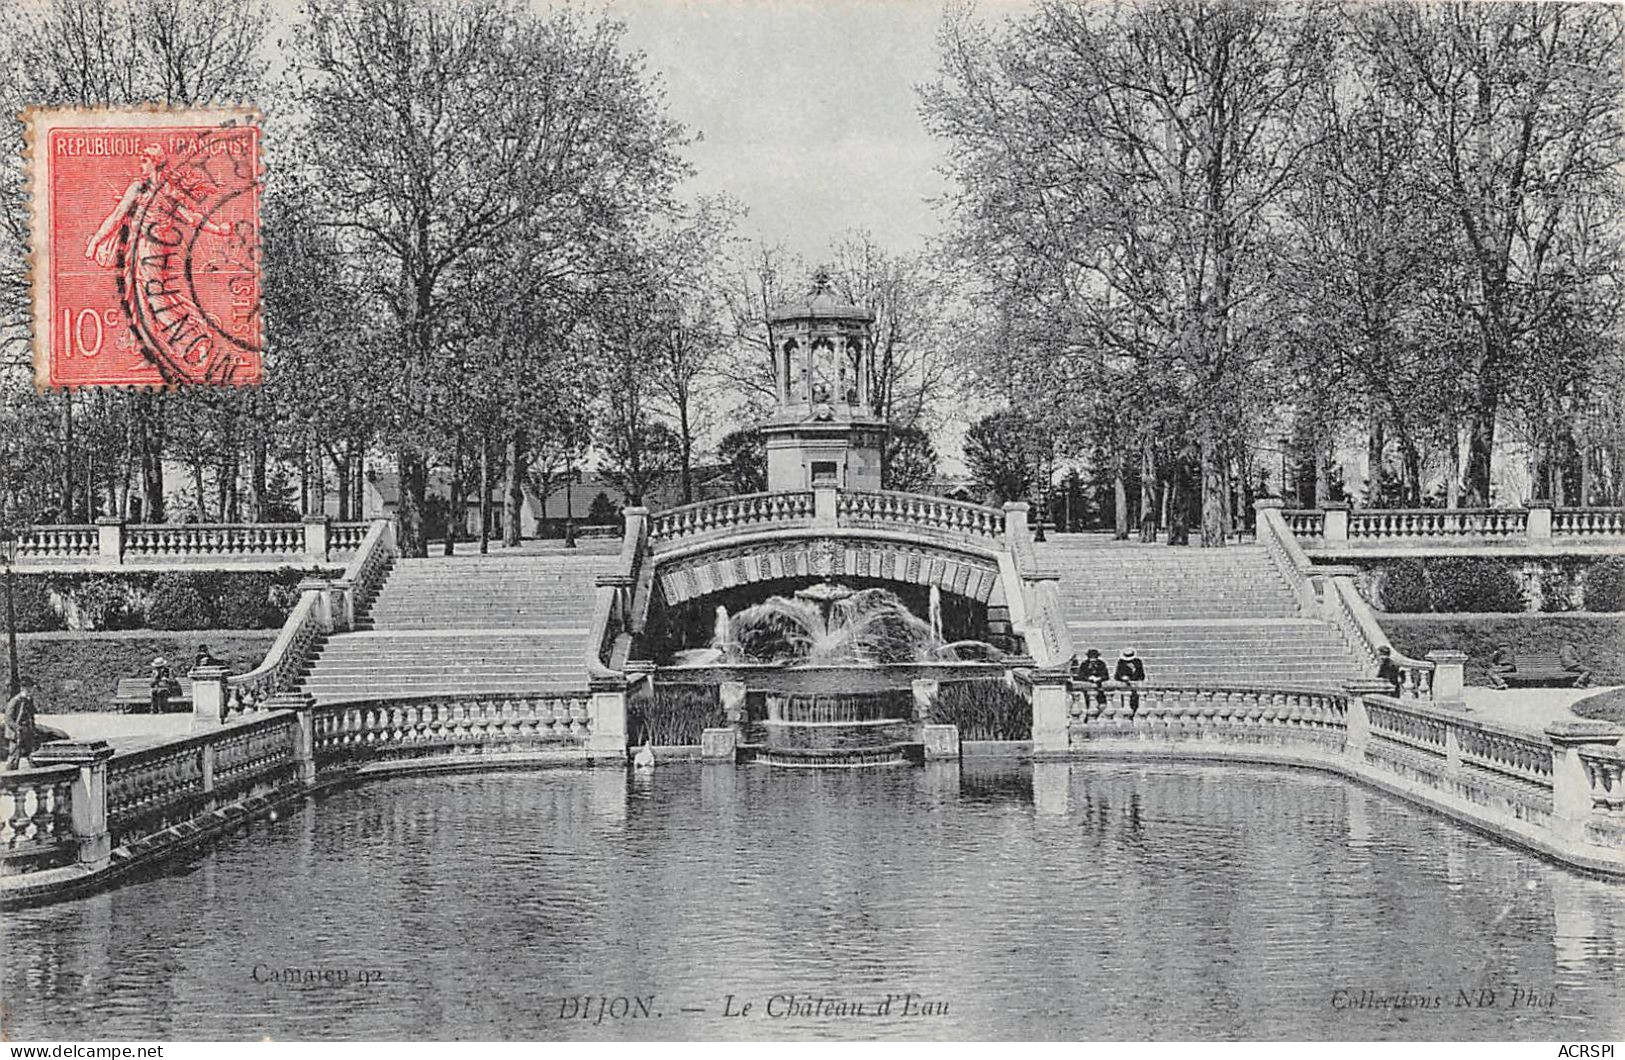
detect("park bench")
[112,676,194,712]
[1496,653,1581,689]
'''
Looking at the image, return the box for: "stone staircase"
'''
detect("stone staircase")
[1034,535,1364,688]
[298,550,620,703]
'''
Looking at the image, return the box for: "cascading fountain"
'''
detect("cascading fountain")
[670,582,1005,767]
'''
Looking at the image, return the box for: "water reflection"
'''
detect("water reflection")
[3,762,1622,1041]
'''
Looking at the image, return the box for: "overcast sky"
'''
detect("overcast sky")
[603,0,979,261]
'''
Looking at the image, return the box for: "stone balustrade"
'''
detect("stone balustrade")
[1281,503,1625,545]
[12,518,373,568]
[0,764,78,874]
[836,490,1006,543]
[645,489,1009,553]
[1044,675,1624,873]
[648,491,815,548]
[312,693,595,764]
[226,519,395,715]
[1256,500,1443,700]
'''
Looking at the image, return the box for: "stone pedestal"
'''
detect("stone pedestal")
[922,723,960,761]
[1526,501,1553,540]
[588,681,629,755]
[265,691,318,786]
[1426,650,1468,704]
[189,665,230,727]
[701,727,738,762]
[96,517,123,564]
[1028,669,1072,757]
[1323,501,1350,542]
[30,740,115,869]
[1544,720,1623,844]
[813,483,838,527]
[302,515,330,562]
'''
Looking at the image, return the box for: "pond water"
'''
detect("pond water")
[4,761,1622,1041]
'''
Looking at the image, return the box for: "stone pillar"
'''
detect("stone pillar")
[265,691,319,786]
[30,740,115,869]
[588,679,628,757]
[1426,650,1467,704]
[719,680,748,726]
[701,727,737,762]
[622,506,649,548]
[1544,720,1623,845]
[1341,680,1388,764]
[922,723,960,761]
[813,483,838,526]
[1526,500,1553,540]
[298,578,335,632]
[302,514,330,562]
[1028,668,1072,757]
[329,578,355,632]
[96,516,124,565]
[911,678,939,722]
[189,665,230,727]
[1323,501,1350,542]
[1003,501,1030,542]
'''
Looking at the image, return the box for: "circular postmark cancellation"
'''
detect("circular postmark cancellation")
[118,124,262,384]
[26,107,264,389]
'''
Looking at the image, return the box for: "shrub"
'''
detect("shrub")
[1426,557,1524,613]
[145,571,215,630]
[212,571,282,628]
[1537,563,1583,613]
[1586,556,1625,612]
[1379,559,1430,613]
[10,575,66,632]
[76,574,141,630]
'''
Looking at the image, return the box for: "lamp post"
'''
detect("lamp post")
[1,530,19,697]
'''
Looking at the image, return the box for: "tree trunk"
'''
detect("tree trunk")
[504,428,527,547]
[1138,436,1157,543]
[248,432,267,522]
[479,433,491,555]
[1462,365,1499,508]
[191,456,208,521]
[445,433,463,557]
[678,401,694,506]
[398,444,429,558]
[59,392,74,523]
[333,447,351,523]
[1366,416,1385,506]
[1113,452,1129,540]
[136,393,165,522]
[1167,457,1189,547]
[1446,415,1461,509]
[306,433,326,518]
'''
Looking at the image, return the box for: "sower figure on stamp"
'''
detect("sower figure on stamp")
[5,677,41,771]
[83,143,234,374]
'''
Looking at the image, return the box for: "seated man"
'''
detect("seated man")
[1375,645,1404,697]
[1488,644,1517,690]
[1114,648,1146,713]
[1559,642,1592,689]
[193,643,221,670]
[1075,648,1110,707]
[148,657,181,714]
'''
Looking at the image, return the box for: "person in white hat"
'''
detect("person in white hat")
[148,656,180,714]
[1114,648,1146,713]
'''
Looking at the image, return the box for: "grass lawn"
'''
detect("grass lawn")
[16,630,279,712]
[1573,688,1625,725]
[1378,612,1625,686]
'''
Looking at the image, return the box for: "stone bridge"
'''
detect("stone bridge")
[612,487,1068,664]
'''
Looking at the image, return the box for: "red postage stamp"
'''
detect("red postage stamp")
[26,107,264,389]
